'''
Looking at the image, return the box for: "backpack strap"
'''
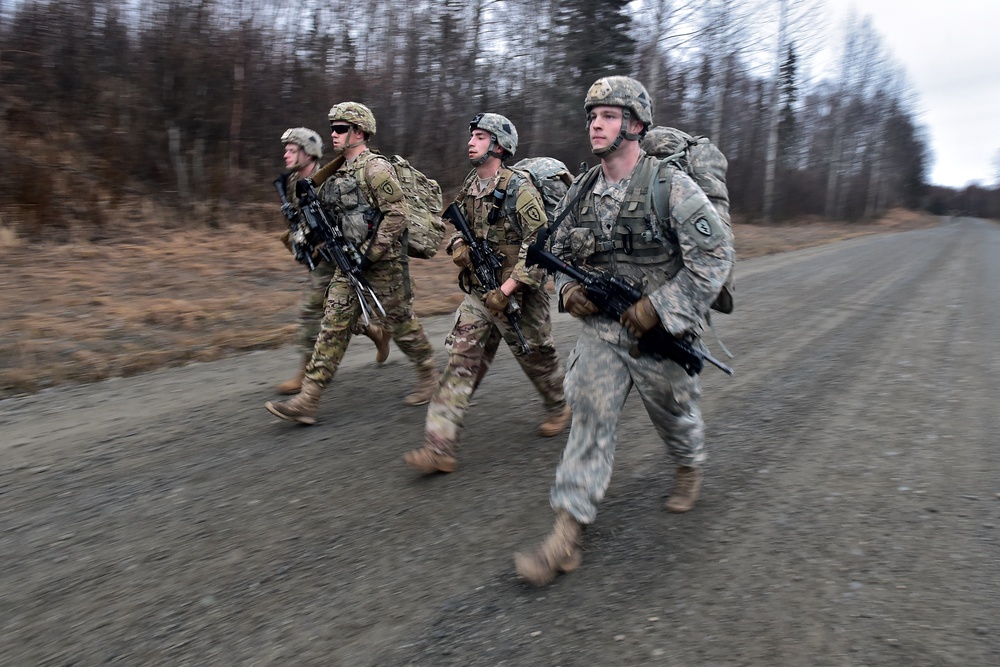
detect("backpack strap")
[649,159,674,225]
[487,167,517,228]
[533,165,601,250]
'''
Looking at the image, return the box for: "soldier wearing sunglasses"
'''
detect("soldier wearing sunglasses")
[274,127,391,396]
[266,103,439,425]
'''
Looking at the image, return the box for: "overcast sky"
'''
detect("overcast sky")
[821,0,1000,188]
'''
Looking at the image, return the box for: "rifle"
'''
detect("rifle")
[292,177,386,326]
[525,244,734,376]
[442,202,531,355]
[274,174,319,271]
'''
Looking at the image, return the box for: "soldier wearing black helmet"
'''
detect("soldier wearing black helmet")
[274,127,391,396]
[514,77,735,585]
[401,113,570,475]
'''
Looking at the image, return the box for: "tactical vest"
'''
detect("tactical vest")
[572,156,684,284]
[320,151,385,246]
[458,167,525,278]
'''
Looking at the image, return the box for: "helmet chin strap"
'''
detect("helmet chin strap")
[294,159,318,177]
[290,154,315,173]
[591,109,642,157]
[331,125,366,154]
[470,136,504,166]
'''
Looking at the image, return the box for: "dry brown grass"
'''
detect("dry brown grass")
[0,208,940,397]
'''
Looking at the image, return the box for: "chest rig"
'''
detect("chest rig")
[459,168,525,279]
[321,152,384,246]
[574,156,683,283]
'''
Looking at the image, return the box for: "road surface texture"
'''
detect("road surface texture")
[2,217,998,666]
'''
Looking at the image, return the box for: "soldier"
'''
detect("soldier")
[514,77,734,585]
[402,113,570,474]
[265,103,439,425]
[274,127,390,396]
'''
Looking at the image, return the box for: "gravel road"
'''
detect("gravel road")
[2,217,998,666]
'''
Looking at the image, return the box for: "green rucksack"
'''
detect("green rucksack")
[642,126,734,314]
[386,154,445,259]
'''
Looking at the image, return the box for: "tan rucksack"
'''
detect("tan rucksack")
[386,154,445,259]
[307,152,445,259]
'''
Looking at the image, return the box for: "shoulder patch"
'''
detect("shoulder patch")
[515,188,546,227]
[682,208,725,251]
[366,161,404,203]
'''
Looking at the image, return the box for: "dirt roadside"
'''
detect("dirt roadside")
[0,209,937,398]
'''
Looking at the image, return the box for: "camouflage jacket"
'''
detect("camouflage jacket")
[451,167,548,290]
[318,148,409,264]
[551,152,734,337]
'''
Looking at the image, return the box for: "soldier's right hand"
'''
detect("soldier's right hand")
[279,229,293,252]
[563,282,599,318]
[452,242,473,269]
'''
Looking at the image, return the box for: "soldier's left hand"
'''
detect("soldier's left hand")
[483,289,509,315]
[620,296,660,337]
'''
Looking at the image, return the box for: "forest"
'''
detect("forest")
[1,0,997,239]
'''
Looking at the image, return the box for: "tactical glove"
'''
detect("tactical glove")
[279,229,293,252]
[452,242,473,269]
[620,296,660,337]
[483,289,509,315]
[563,282,599,318]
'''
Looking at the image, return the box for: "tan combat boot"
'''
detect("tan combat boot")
[402,442,457,474]
[275,369,304,395]
[514,510,583,586]
[665,465,703,513]
[265,378,323,425]
[364,323,391,364]
[403,363,440,406]
[538,405,572,437]
[275,355,309,394]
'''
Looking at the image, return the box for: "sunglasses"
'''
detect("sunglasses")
[330,124,352,134]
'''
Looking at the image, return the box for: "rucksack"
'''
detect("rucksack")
[641,126,735,314]
[509,157,575,223]
[386,154,445,259]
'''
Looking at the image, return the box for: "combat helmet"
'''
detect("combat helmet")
[584,76,653,156]
[328,102,377,137]
[281,127,324,159]
[469,112,518,166]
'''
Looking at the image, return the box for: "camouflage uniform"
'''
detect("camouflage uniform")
[282,169,339,355]
[547,151,734,524]
[305,149,435,386]
[421,168,566,453]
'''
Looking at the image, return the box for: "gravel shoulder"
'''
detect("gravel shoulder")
[2,217,998,666]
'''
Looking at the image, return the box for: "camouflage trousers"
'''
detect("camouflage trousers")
[423,289,566,450]
[296,262,337,355]
[304,258,434,387]
[550,323,705,524]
